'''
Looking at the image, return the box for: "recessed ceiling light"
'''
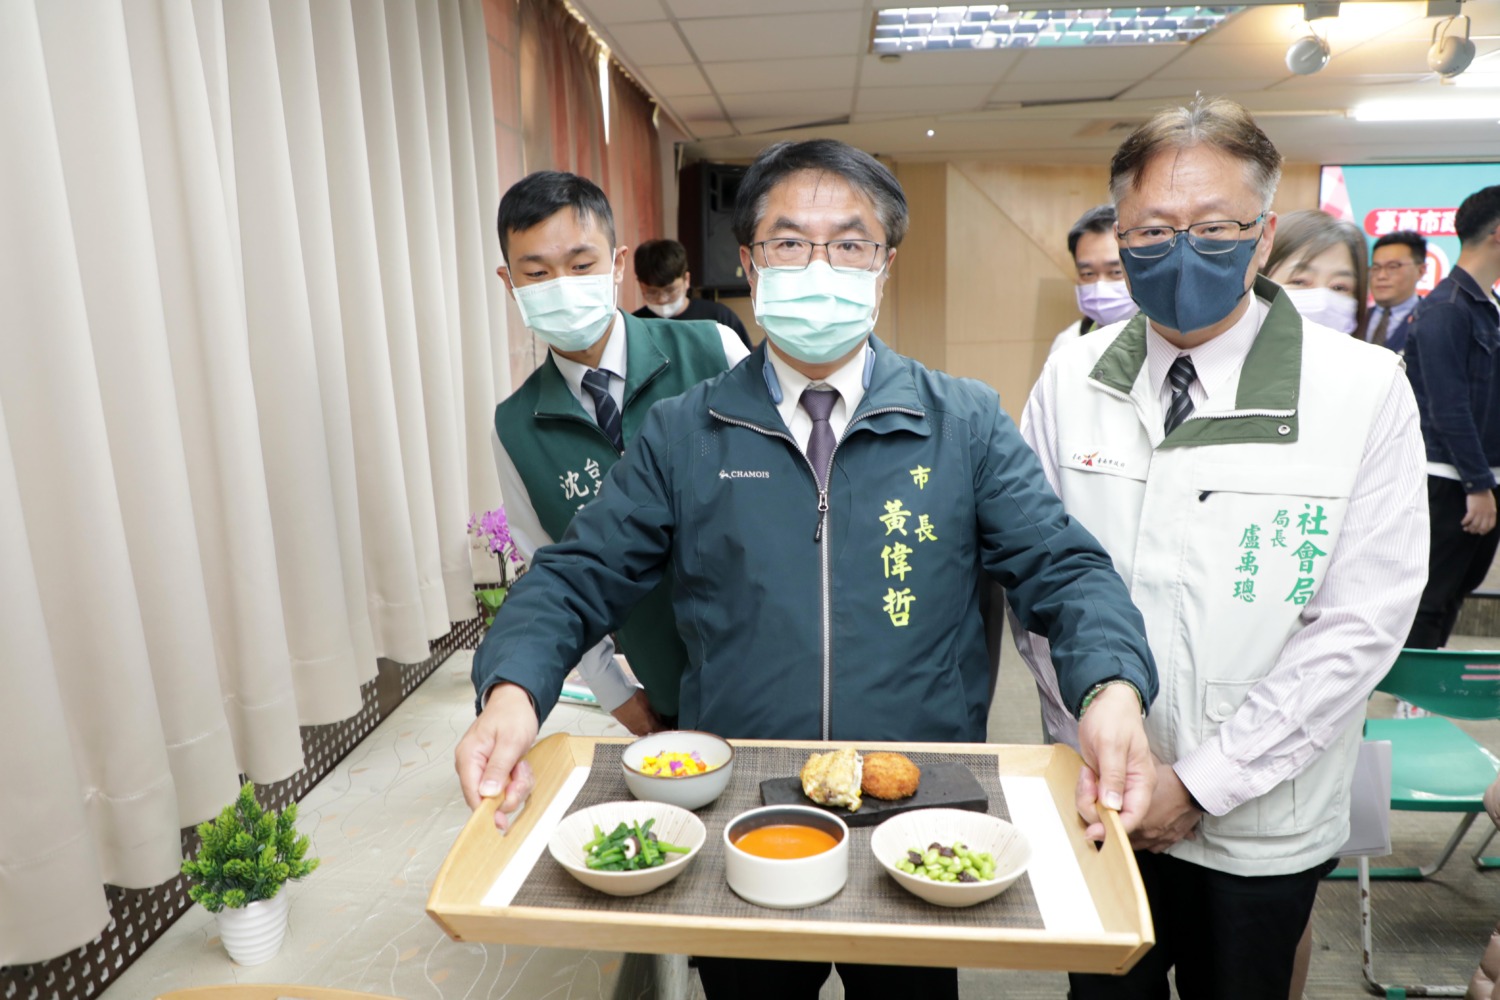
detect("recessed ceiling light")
[926,128,936,136]
[1351,99,1500,122]
[871,4,1245,53]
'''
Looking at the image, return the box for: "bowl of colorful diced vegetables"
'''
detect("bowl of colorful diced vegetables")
[869,808,1032,908]
[547,801,707,896]
[621,730,735,810]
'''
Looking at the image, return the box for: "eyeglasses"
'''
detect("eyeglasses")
[1369,261,1418,275]
[751,239,889,272]
[1116,215,1266,259]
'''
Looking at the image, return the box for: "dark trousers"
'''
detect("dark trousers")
[1069,851,1332,1000]
[696,957,958,1000]
[1407,477,1500,649]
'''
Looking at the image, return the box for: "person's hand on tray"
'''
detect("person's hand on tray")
[456,681,539,831]
[1075,681,1155,842]
[610,689,665,736]
[1129,761,1203,853]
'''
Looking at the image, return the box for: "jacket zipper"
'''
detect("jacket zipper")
[710,404,921,740]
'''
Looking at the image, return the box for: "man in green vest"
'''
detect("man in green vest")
[486,171,748,737]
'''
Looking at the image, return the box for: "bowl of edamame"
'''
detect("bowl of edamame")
[869,808,1032,908]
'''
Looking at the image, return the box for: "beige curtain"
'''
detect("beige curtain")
[0,0,507,964]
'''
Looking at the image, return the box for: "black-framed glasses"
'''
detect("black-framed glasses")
[1369,260,1418,274]
[751,239,889,272]
[1117,214,1266,259]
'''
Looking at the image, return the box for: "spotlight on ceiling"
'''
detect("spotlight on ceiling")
[1287,28,1331,75]
[1429,12,1476,78]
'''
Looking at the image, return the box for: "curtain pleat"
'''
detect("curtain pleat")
[383,0,476,624]
[2,0,506,963]
[439,0,506,546]
[223,0,367,724]
[310,0,434,664]
[268,0,380,686]
[0,0,183,898]
[123,0,306,783]
[35,0,246,823]
[350,0,451,640]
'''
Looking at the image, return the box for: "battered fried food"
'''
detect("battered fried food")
[861,752,921,800]
[800,747,863,812]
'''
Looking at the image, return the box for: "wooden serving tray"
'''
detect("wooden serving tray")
[427,736,1153,973]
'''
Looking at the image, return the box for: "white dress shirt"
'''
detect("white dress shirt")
[765,341,871,454]
[489,312,749,712]
[1020,299,1428,814]
[1146,297,1266,422]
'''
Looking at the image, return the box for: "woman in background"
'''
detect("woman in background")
[1262,208,1373,999]
[1262,208,1370,337]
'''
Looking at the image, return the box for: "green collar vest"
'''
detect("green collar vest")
[531,311,676,431]
[1088,274,1303,448]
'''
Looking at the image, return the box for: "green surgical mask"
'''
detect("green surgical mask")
[753,261,880,365]
[513,272,618,352]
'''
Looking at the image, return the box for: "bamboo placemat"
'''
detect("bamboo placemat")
[508,744,1043,928]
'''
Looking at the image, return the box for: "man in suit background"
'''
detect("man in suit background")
[1364,229,1427,352]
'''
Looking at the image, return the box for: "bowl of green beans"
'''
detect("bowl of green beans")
[869,808,1032,908]
[547,800,707,896]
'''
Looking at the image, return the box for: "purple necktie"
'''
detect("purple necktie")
[800,387,838,490]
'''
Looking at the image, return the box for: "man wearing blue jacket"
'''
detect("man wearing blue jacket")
[1404,184,1500,649]
[456,139,1158,999]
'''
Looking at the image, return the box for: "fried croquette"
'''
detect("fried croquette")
[860,752,921,800]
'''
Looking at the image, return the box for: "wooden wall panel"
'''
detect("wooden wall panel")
[890,162,948,373]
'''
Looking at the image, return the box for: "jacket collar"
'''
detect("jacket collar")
[707,336,930,439]
[532,312,672,419]
[1453,265,1500,315]
[1089,274,1303,448]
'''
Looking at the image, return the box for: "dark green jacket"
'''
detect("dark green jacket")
[475,337,1157,742]
[492,311,730,715]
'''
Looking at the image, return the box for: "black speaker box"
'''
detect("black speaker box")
[678,161,749,295]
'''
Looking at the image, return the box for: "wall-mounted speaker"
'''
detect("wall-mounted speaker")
[678,162,749,296]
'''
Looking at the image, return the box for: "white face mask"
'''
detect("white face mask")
[753,260,880,365]
[646,295,687,318]
[1285,286,1358,335]
[512,271,618,352]
[1075,279,1138,327]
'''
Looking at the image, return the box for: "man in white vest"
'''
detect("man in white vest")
[1015,97,1428,999]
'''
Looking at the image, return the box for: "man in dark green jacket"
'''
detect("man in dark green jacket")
[458,141,1158,999]
[488,171,747,736]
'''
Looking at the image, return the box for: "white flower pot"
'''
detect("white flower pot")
[215,890,290,966]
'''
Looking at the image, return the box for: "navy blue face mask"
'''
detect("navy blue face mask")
[1121,230,1263,335]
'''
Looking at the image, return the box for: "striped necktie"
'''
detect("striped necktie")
[581,368,623,453]
[1164,355,1197,436]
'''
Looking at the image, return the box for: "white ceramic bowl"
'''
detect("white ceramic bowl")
[722,804,849,909]
[547,800,707,897]
[621,730,735,810]
[869,808,1032,908]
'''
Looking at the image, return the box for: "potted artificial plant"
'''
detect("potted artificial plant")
[469,506,524,627]
[180,782,319,966]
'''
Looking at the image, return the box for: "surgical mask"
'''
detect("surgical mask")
[646,295,687,318]
[1075,279,1138,327]
[753,260,880,364]
[1285,286,1358,334]
[512,272,618,352]
[1119,233,1262,335]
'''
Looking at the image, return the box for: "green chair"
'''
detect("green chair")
[1349,648,1500,998]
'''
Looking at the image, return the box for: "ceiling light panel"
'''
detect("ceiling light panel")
[871,5,1245,52]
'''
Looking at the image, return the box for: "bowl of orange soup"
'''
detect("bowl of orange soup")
[722,805,849,909]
